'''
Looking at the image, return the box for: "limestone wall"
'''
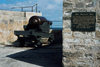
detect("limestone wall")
[0,10,42,44]
[63,0,100,67]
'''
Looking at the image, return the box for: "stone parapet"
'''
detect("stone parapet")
[0,10,42,44]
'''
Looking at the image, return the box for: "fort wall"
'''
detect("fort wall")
[0,10,42,44]
[63,0,100,67]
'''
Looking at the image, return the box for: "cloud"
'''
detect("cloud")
[0,0,62,11]
[0,4,12,9]
[0,0,36,8]
[47,4,55,10]
[38,0,62,9]
[54,0,62,4]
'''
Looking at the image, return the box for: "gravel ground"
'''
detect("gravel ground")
[0,44,62,67]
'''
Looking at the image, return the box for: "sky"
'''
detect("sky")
[0,0,63,21]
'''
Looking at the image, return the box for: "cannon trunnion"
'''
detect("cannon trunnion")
[14,16,54,47]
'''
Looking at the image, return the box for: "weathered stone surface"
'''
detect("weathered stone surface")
[76,2,85,8]
[63,9,72,13]
[63,2,73,8]
[63,51,83,58]
[63,20,71,28]
[77,64,90,67]
[63,15,71,20]
[0,10,42,44]
[94,40,100,45]
[97,53,100,60]
[63,0,100,67]
[62,61,76,67]
[96,31,100,38]
[63,57,71,63]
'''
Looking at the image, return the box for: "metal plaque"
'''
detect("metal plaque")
[71,12,96,32]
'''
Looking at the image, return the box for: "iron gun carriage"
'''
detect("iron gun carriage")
[14,16,54,47]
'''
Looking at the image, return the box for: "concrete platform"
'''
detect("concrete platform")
[0,44,62,67]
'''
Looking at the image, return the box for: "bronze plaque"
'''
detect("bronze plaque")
[71,12,96,32]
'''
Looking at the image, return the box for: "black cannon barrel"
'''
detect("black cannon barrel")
[29,16,49,25]
[25,16,52,30]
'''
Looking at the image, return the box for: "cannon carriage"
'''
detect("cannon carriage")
[14,16,54,47]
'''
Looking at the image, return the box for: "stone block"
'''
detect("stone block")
[85,39,92,44]
[86,33,92,38]
[96,31,100,38]
[97,53,100,60]
[63,51,83,58]
[63,38,76,43]
[63,15,71,20]
[63,43,74,51]
[91,32,96,38]
[77,64,90,67]
[62,61,76,67]
[94,40,100,45]
[84,53,93,58]
[73,32,87,38]
[73,45,87,51]
[63,57,71,63]
[76,2,85,8]
[64,9,72,13]
[63,28,72,33]
[63,20,71,28]
[63,63,76,67]
[63,29,72,37]
[63,2,73,8]
[63,12,71,17]
[90,46,100,53]
[73,8,87,12]
[76,57,94,65]
[72,32,95,39]
[96,23,100,28]
[96,26,100,31]
[63,33,73,39]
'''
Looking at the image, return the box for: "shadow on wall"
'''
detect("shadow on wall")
[7,30,63,67]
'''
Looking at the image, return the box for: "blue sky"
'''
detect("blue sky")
[0,0,63,21]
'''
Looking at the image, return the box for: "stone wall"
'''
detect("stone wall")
[63,0,100,67]
[0,10,42,45]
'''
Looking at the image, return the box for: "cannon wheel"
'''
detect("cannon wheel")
[17,36,25,47]
[34,41,42,48]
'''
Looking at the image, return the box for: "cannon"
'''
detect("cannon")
[14,16,54,47]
